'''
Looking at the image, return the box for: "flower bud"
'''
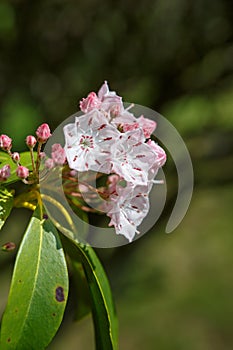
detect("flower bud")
[26,135,37,148]
[80,92,101,113]
[12,152,20,163]
[0,134,12,151]
[51,143,66,165]
[16,165,29,179]
[45,158,54,169]
[1,242,16,252]
[69,170,77,177]
[0,164,11,181]
[36,123,52,143]
[39,152,46,159]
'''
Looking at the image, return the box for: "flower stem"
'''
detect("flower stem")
[30,148,36,174]
[35,142,42,175]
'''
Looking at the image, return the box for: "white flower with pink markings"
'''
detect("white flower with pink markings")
[113,111,156,138]
[98,80,123,115]
[63,81,166,242]
[109,129,156,185]
[64,109,120,172]
[105,183,150,242]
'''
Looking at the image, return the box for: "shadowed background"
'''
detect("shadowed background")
[0,0,233,349]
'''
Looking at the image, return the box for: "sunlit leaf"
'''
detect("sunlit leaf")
[0,187,14,230]
[60,234,118,350]
[0,206,69,349]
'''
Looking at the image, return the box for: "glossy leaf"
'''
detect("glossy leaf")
[0,187,14,230]
[39,192,91,320]
[60,234,118,350]
[0,151,37,185]
[0,206,69,349]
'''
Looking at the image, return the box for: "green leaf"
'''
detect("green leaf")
[69,260,91,321]
[60,234,118,350]
[0,151,37,185]
[0,187,14,230]
[0,152,15,182]
[0,206,69,349]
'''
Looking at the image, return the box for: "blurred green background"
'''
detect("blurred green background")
[0,0,233,349]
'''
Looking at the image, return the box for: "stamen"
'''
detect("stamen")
[125,103,134,111]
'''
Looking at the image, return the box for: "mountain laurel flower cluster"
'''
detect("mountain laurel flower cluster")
[0,82,166,242]
[64,81,166,242]
[0,94,121,350]
[0,84,169,349]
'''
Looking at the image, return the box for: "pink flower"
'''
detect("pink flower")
[0,134,12,151]
[80,92,101,113]
[16,166,29,179]
[36,123,51,143]
[26,135,37,148]
[0,165,11,181]
[12,152,20,163]
[106,183,150,242]
[51,143,66,165]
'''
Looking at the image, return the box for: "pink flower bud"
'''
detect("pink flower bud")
[12,152,20,163]
[80,92,101,113]
[36,123,52,143]
[1,242,16,252]
[26,135,37,148]
[0,164,11,181]
[45,158,54,169]
[78,183,89,193]
[0,134,12,150]
[16,165,29,179]
[69,170,77,177]
[51,143,66,165]
[39,152,46,159]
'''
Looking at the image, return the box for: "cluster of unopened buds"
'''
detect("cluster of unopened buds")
[0,123,52,184]
[0,82,166,242]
